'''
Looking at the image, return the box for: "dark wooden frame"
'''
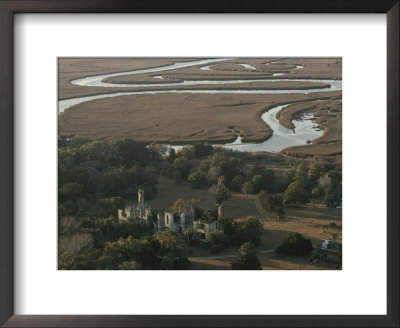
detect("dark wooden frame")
[0,1,398,327]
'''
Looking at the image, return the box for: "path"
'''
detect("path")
[189,248,274,261]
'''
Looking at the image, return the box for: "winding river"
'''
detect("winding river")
[58,58,342,153]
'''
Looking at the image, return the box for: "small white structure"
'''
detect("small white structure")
[118,189,151,224]
[319,240,342,261]
[156,205,194,234]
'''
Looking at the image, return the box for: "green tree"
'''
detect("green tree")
[216,176,231,205]
[59,216,81,236]
[336,250,342,268]
[311,185,324,204]
[153,230,190,270]
[59,233,94,254]
[231,242,262,270]
[170,198,186,216]
[192,143,213,158]
[241,181,254,198]
[188,171,205,189]
[59,182,85,203]
[118,261,146,270]
[236,216,264,246]
[293,163,308,182]
[231,175,245,192]
[275,232,313,256]
[255,190,270,215]
[58,248,102,270]
[173,156,192,179]
[251,174,269,193]
[190,199,205,220]
[255,191,285,220]
[276,206,285,221]
[219,217,236,240]
[100,236,155,269]
[76,198,89,216]
[101,217,116,241]
[285,180,309,205]
[63,200,76,215]
[167,148,177,163]
[206,231,226,253]
[308,159,322,189]
[324,170,342,207]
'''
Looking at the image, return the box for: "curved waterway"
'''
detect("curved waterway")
[168,104,323,153]
[59,58,341,153]
[220,104,323,152]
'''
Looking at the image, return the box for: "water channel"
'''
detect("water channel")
[58,58,341,153]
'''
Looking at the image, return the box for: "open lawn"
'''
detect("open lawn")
[147,175,259,218]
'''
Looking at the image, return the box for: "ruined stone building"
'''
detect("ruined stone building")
[117,189,151,224]
[156,205,194,234]
[157,204,224,239]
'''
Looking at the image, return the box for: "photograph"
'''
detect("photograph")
[58,57,342,270]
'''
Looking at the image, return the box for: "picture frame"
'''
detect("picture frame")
[0,0,398,327]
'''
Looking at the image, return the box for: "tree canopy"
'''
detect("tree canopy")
[275,232,313,256]
[231,242,262,270]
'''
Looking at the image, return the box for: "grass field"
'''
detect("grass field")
[58,92,341,145]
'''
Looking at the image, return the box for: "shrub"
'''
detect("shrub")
[231,242,262,270]
[235,216,264,246]
[275,233,313,256]
[211,244,225,254]
[206,231,226,253]
[327,222,338,228]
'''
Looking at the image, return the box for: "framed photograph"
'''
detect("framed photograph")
[0,1,398,327]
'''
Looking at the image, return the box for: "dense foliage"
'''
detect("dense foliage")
[59,137,161,219]
[285,161,342,207]
[58,216,190,270]
[231,242,262,270]
[275,232,313,256]
[58,137,341,270]
[219,216,264,247]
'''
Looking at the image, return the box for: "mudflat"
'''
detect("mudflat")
[59,92,340,144]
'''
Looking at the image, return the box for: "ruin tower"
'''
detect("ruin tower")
[138,188,145,217]
[218,205,223,220]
